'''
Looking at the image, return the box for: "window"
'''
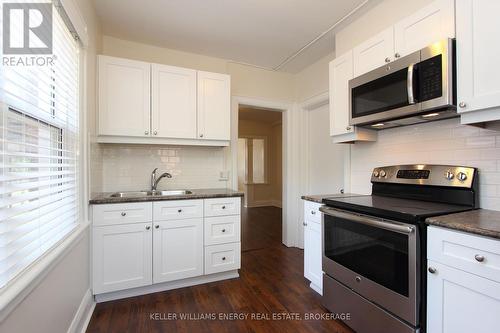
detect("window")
[0,2,81,288]
[237,137,267,185]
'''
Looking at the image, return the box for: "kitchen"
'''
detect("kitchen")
[0,0,499,333]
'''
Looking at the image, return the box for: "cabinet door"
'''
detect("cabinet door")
[427,260,500,333]
[197,71,231,140]
[394,0,455,58]
[329,51,354,137]
[98,56,151,137]
[151,64,197,139]
[456,0,500,113]
[93,223,152,294]
[153,218,203,283]
[353,27,394,77]
[304,221,322,293]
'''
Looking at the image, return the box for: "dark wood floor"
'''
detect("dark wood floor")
[87,206,352,333]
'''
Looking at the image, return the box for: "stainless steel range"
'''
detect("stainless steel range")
[319,164,478,333]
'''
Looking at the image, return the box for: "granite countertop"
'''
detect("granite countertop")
[89,188,244,205]
[301,193,362,204]
[426,209,500,240]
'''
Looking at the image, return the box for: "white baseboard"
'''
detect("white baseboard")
[246,200,282,208]
[67,289,95,333]
[95,270,239,303]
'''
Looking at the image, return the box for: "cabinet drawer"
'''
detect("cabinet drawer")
[428,226,500,283]
[93,202,152,226]
[205,215,241,246]
[153,199,203,221]
[204,242,241,274]
[204,197,241,217]
[304,200,322,224]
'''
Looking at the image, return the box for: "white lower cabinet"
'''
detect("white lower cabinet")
[303,200,323,294]
[153,218,203,283]
[93,222,153,294]
[92,197,241,296]
[427,226,500,333]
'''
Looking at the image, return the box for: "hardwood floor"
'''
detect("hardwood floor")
[86,206,353,333]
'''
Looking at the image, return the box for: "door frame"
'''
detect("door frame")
[230,96,292,246]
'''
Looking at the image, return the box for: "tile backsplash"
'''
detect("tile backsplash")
[95,145,228,192]
[350,118,500,210]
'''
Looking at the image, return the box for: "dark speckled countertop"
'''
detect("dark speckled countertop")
[301,193,363,204]
[90,188,243,205]
[426,209,500,239]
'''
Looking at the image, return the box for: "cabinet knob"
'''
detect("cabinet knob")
[222,257,226,261]
[459,102,467,108]
[145,130,149,135]
[303,222,307,226]
[355,276,361,283]
[155,225,159,229]
[340,189,345,194]
[428,267,437,274]
[395,53,400,58]
[222,229,226,233]
[475,254,485,262]
[346,126,352,131]
[199,134,204,138]
[311,210,316,215]
[222,205,226,209]
[145,225,151,230]
[178,209,182,213]
[385,57,391,63]
[121,212,126,216]
[153,130,158,135]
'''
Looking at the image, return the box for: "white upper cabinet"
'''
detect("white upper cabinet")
[394,0,455,58]
[197,71,231,141]
[329,52,377,143]
[151,64,197,139]
[98,56,150,137]
[456,0,500,123]
[353,27,394,77]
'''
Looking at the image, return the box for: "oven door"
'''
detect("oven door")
[320,206,419,326]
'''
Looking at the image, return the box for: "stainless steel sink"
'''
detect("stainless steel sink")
[109,190,193,198]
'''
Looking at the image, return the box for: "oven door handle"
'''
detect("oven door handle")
[319,207,415,234]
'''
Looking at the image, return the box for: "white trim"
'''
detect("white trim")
[0,222,90,322]
[94,270,239,303]
[59,0,89,48]
[230,96,296,246]
[67,289,95,333]
[245,200,282,208]
[97,135,229,147]
[309,282,323,295]
[299,91,329,110]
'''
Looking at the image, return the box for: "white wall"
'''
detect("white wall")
[0,0,101,332]
[350,119,500,210]
[294,52,335,103]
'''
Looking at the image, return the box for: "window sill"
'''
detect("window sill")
[0,220,90,322]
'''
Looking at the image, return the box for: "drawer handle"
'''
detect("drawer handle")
[222,205,226,209]
[311,210,316,215]
[121,212,126,216]
[178,209,182,213]
[145,225,151,230]
[222,229,226,233]
[222,257,226,261]
[475,254,485,262]
[428,267,437,274]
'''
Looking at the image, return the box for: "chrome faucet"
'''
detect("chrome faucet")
[150,168,172,192]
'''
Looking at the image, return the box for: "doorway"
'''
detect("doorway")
[237,106,283,251]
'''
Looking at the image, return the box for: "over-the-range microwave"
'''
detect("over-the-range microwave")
[349,38,456,130]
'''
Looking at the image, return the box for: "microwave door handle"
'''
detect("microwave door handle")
[407,63,415,104]
[319,206,415,234]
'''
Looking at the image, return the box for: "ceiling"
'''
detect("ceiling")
[93,0,369,73]
[239,107,282,124]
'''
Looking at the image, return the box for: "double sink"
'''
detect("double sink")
[109,190,193,198]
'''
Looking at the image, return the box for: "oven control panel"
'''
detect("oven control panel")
[371,164,476,188]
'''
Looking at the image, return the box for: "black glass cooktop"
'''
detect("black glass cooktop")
[323,195,475,223]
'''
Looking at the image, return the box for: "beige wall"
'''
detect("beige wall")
[0,0,102,332]
[238,118,282,207]
[294,52,335,103]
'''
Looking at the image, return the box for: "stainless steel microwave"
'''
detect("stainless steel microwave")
[349,39,456,129]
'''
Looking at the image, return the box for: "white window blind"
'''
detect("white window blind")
[0,1,80,288]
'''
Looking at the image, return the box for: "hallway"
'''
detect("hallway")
[87,206,352,333]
